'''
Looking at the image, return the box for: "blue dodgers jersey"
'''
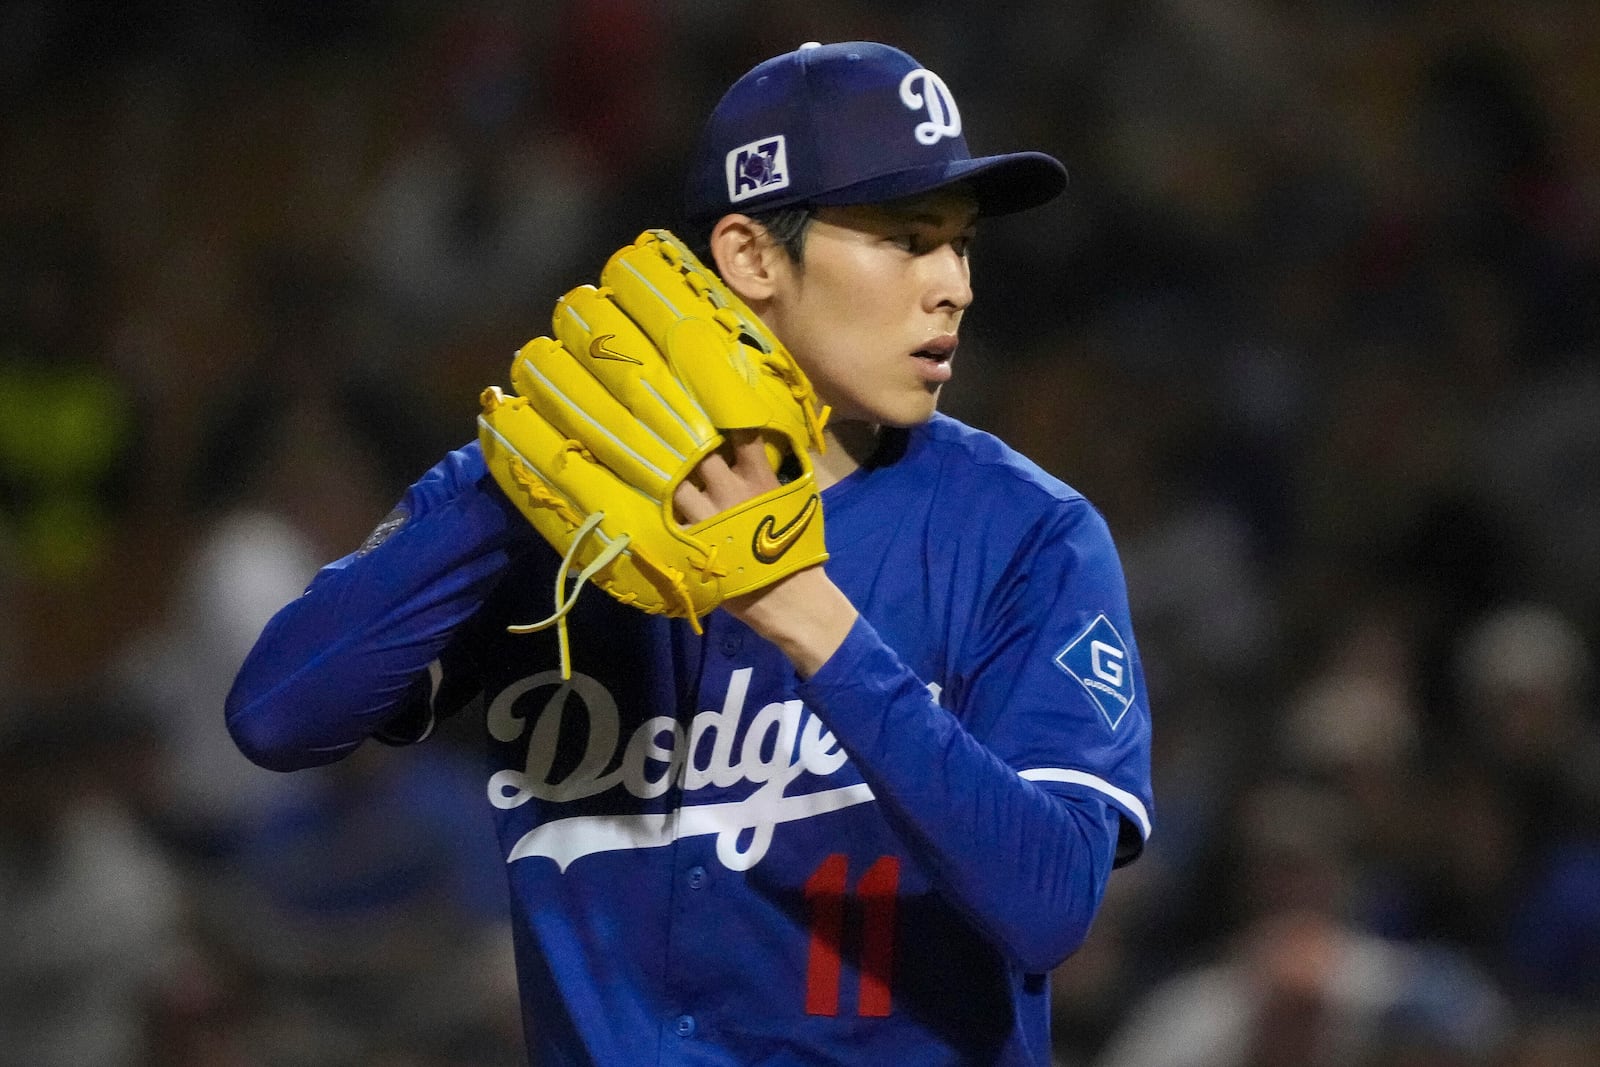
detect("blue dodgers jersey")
[433,413,1153,1065]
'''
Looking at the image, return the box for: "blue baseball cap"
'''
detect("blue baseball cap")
[684,41,1068,225]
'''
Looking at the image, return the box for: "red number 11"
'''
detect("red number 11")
[803,853,901,1017]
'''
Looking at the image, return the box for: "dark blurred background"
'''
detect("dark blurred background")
[2,2,1597,1065]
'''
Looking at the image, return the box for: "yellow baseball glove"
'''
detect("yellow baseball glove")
[478,229,829,677]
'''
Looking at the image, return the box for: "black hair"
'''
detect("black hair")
[688,205,816,273]
[752,206,815,263]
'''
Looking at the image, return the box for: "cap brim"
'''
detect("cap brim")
[809,151,1068,217]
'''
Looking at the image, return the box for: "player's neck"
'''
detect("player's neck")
[813,420,879,490]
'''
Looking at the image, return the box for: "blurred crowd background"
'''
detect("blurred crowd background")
[3,1,1598,1065]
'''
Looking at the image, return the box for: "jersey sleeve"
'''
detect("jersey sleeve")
[225,442,536,771]
[795,499,1152,974]
[961,499,1154,861]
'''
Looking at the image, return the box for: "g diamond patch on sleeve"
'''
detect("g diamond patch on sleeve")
[1054,615,1136,730]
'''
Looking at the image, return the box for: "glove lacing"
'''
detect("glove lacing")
[506,511,629,680]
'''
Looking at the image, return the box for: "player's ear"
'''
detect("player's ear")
[709,214,781,303]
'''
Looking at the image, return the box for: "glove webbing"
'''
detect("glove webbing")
[654,235,830,447]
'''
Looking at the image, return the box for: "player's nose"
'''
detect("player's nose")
[924,244,973,315]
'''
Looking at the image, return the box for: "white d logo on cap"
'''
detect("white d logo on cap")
[899,69,962,145]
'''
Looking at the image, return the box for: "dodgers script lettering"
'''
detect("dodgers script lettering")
[485,668,866,872]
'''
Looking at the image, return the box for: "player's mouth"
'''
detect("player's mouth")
[911,336,958,383]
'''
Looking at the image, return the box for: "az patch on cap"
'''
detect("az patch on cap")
[1054,614,1135,730]
[726,135,789,203]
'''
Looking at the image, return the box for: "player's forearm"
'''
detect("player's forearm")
[797,614,1121,973]
[227,447,528,770]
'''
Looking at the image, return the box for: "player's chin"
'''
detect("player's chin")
[836,386,941,428]
[880,387,942,427]
[881,411,940,429]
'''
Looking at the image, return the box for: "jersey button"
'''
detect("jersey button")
[674,1014,696,1037]
[719,633,742,656]
[687,865,706,889]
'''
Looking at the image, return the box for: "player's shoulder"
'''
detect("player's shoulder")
[402,439,491,505]
[368,439,515,543]
[895,414,1120,560]
[915,413,1091,516]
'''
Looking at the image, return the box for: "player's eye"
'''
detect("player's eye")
[888,229,974,257]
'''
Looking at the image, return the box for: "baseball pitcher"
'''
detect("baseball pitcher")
[229,41,1154,1066]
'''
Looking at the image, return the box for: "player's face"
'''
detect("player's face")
[761,188,978,428]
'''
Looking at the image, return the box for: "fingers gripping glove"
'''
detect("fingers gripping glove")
[478,230,830,677]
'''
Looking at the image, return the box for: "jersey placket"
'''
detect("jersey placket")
[657,609,750,1060]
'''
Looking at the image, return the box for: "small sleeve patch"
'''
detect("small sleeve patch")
[356,506,410,555]
[1053,614,1135,730]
